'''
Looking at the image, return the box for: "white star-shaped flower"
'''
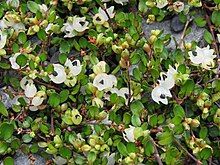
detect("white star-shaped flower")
[93,6,115,25]
[93,73,117,91]
[151,85,172,105]
[123,125,135,142]
[49,64,67,84]
[110,87,132,105]
[64,59,82,76]
[188,45,216,70]
[62,16,89,38]
[24,82,37,98]
[9,53,22,70]
[158,66,177,90]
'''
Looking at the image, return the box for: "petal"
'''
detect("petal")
[9,53,21,70]
[20,76,33,90]
[49,64,67,84]
[93,73,107,91]
[107,153,116,165]
[0,30,7,49]
[123,125,135,142]
[151,85,172,105]
[32,96,44,106]
[65,59,82,76]
[29,106,38,111]
[24,83,37,98]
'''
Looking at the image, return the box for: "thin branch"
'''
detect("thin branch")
[33,79,60,91]
[50,109,55,136]
[150,137,163,165]
[127,67,132,108]
[174,139,202,165]
[178,18,192,49]
[203,2,220,78]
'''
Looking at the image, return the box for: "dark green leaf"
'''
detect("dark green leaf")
[27,1,39,13]
[0,122,14,140]
[16,54,28,67]
[117,142,128,156]
[0,101,8,117]
[48,93,60,107]
[3,156,14,165]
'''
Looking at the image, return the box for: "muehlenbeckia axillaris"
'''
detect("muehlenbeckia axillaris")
[64,59,82,76]
[29,91,46,111]
[20,76,37,98]
[1,12,26,32]
[188,45,216,70]
[62,16,89,38]
[49,64,67,84]
[151,85,172,105]
[93,5,115,26]
[151,65,177,105]
[9,53,23,69]
[110,87,132,105]
[93,73,117,91]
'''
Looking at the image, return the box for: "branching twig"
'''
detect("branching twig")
[203,2,220,78]
[150,137,163,165]
[33,79,60,91]
[178,18,192,49]
[50,109,55,136]
[174,139,202,165]
[127,67,132,108]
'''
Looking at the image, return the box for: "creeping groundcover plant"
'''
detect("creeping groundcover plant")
[0,0,220,164]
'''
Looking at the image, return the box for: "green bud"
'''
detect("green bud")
[54,135,62,145]
[203,108,209,114]
[190,119,200,127]
[40,20,48,28]
[80,7,89,14]
[96,33,105,46]
[30,131,35,138]
[149,35,157,44]
[125,33,132,43]
[196,99,204,107]
[105,37,113,44]
[81,145,91,152]
[112,45,123,54]
[143,43,151,54]
[129,153,136,159]
[121,41,129,49]
[100,144,109,152]
[61,103,68,111]
[89,138,96,147]
[124,157,133,164]
[121,49,129,57]
[94,144,100,150]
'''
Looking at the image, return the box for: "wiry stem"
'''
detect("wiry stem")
[174,139,202,165]
[178,18,192,49]
[150,137,163,165]
[203,2,220,78]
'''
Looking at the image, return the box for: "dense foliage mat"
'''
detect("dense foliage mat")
[0,0,220,164]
